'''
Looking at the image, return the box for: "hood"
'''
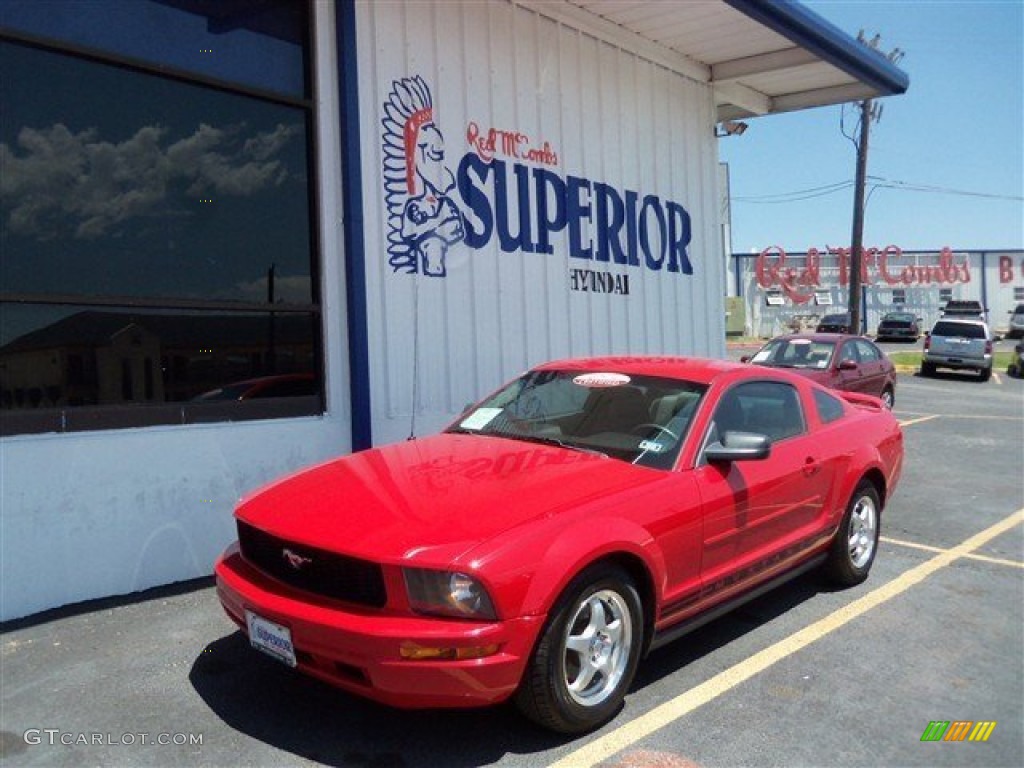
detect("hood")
[236,433,660,565]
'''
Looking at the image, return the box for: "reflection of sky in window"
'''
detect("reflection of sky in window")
[0,41,313,304]
[0,0,306,97]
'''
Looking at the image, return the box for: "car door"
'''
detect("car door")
[694,380,835,596]
[835,339,866,393]
[852,339,886,397]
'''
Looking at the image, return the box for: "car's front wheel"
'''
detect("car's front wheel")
[515,563,643,733]
[824,480,881,586]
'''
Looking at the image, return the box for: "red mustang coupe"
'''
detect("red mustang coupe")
[215,356,903,733]
[744,333,898,409]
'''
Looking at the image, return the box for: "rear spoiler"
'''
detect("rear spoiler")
[840,391,886,412]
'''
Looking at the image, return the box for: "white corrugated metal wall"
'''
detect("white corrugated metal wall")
[356,0,725,445]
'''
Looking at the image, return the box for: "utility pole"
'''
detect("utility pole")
[848,34,903,336]
[848,97,871,336]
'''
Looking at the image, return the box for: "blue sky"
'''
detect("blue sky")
[719,0,1024,254]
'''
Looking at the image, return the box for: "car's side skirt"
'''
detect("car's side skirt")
[647,552,827,654]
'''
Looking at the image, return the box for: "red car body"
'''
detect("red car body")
[215,356,903,732]
[745,333,897,408]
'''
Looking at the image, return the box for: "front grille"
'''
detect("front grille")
[237,520,387,607]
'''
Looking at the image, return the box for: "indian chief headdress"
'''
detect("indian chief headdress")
[382,76,465,277]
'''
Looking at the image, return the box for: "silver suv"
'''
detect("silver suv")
[922,318,993,381]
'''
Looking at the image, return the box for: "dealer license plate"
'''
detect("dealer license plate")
[245,610,297,667]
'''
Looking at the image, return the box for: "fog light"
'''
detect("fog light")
[399,643,500,661]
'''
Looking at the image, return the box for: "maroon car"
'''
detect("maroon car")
[744,334,896,408]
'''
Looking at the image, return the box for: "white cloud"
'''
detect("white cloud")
[0,120,300,240]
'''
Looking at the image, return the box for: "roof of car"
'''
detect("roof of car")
[534,355,744,386]
[768,333,862,344]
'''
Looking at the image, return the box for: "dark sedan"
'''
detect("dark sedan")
[744,333,897,408]
[875,312,921,342]
[816,313,852,334]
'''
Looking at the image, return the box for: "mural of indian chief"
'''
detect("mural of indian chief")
[382,76,464,277]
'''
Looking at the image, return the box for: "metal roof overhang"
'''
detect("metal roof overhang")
[517,0,909,121]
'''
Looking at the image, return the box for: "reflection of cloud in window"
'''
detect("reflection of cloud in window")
[0,121,300,240]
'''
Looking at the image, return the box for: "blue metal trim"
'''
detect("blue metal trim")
[723,0,909,96]
[336,0,372,450]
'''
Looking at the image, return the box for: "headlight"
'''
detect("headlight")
[403,568,497,620]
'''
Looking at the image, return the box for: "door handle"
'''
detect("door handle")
[803,457,820,477]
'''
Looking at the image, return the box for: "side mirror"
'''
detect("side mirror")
[838,360,858,371]
[705,431,771,463]
[739,355,751,363]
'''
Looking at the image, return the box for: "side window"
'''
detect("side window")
[839,342,859,364]
[813,388,845,424]
[710,381,806,443]
[855,340,881,362]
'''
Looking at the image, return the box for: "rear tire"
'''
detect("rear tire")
[824,481,881,587]
[920,362,936,377]
[515,564,643,734]
[979,367,992,382]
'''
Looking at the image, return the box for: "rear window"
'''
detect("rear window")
[931,321,986,339]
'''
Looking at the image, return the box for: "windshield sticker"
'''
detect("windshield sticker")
[459,407,502,431]
[638,440,664,454]
[751,349,772,363]
[572,373,631,388]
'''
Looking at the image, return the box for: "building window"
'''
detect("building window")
[939,288,953,303]
[0,2,321,436]
[1015,287,1024,302]
[892,289,906,305]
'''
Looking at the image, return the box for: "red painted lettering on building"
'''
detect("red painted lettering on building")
[756,245,971,299]
[466,122,559,166]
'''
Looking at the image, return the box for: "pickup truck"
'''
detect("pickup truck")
[921,318,993,381]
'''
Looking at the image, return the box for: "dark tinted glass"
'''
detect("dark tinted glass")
[0,40,314,303]
[0,0,308,97]
[932,322,986,339]
[0,305,320,429]
[813,388,845,424]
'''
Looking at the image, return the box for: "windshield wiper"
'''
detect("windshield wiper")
[509,433,608,457]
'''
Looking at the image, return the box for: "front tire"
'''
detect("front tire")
[515,564,643,733]
[880,387,894,409]
[825,481,881,586]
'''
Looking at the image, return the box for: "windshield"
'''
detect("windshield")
[447,370,706,469]
[750,339,835,370]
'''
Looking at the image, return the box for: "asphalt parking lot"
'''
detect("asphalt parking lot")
[2,355,1022,768]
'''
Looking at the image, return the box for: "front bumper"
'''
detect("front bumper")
[215,544,544,709]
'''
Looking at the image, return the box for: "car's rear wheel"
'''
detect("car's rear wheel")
[515,563,643,733]
[824,480,880,586]
[880,387,894,409]
[920,362,936,377]
[979,367,992,382]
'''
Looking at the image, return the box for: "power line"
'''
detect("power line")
[733,177,1022,204]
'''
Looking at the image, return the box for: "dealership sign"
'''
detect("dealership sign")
[381,76,694,290]
[756,245,972,304]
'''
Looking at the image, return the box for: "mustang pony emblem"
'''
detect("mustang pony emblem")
[282,548,312,570]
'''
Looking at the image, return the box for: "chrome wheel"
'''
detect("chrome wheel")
[848,493,877,569]
[562,589,633,707]
[881,389,894,409]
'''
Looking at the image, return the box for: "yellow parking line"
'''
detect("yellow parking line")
[898,415,940,427]
[881,535,1024,569]
[547,508,1024,768]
